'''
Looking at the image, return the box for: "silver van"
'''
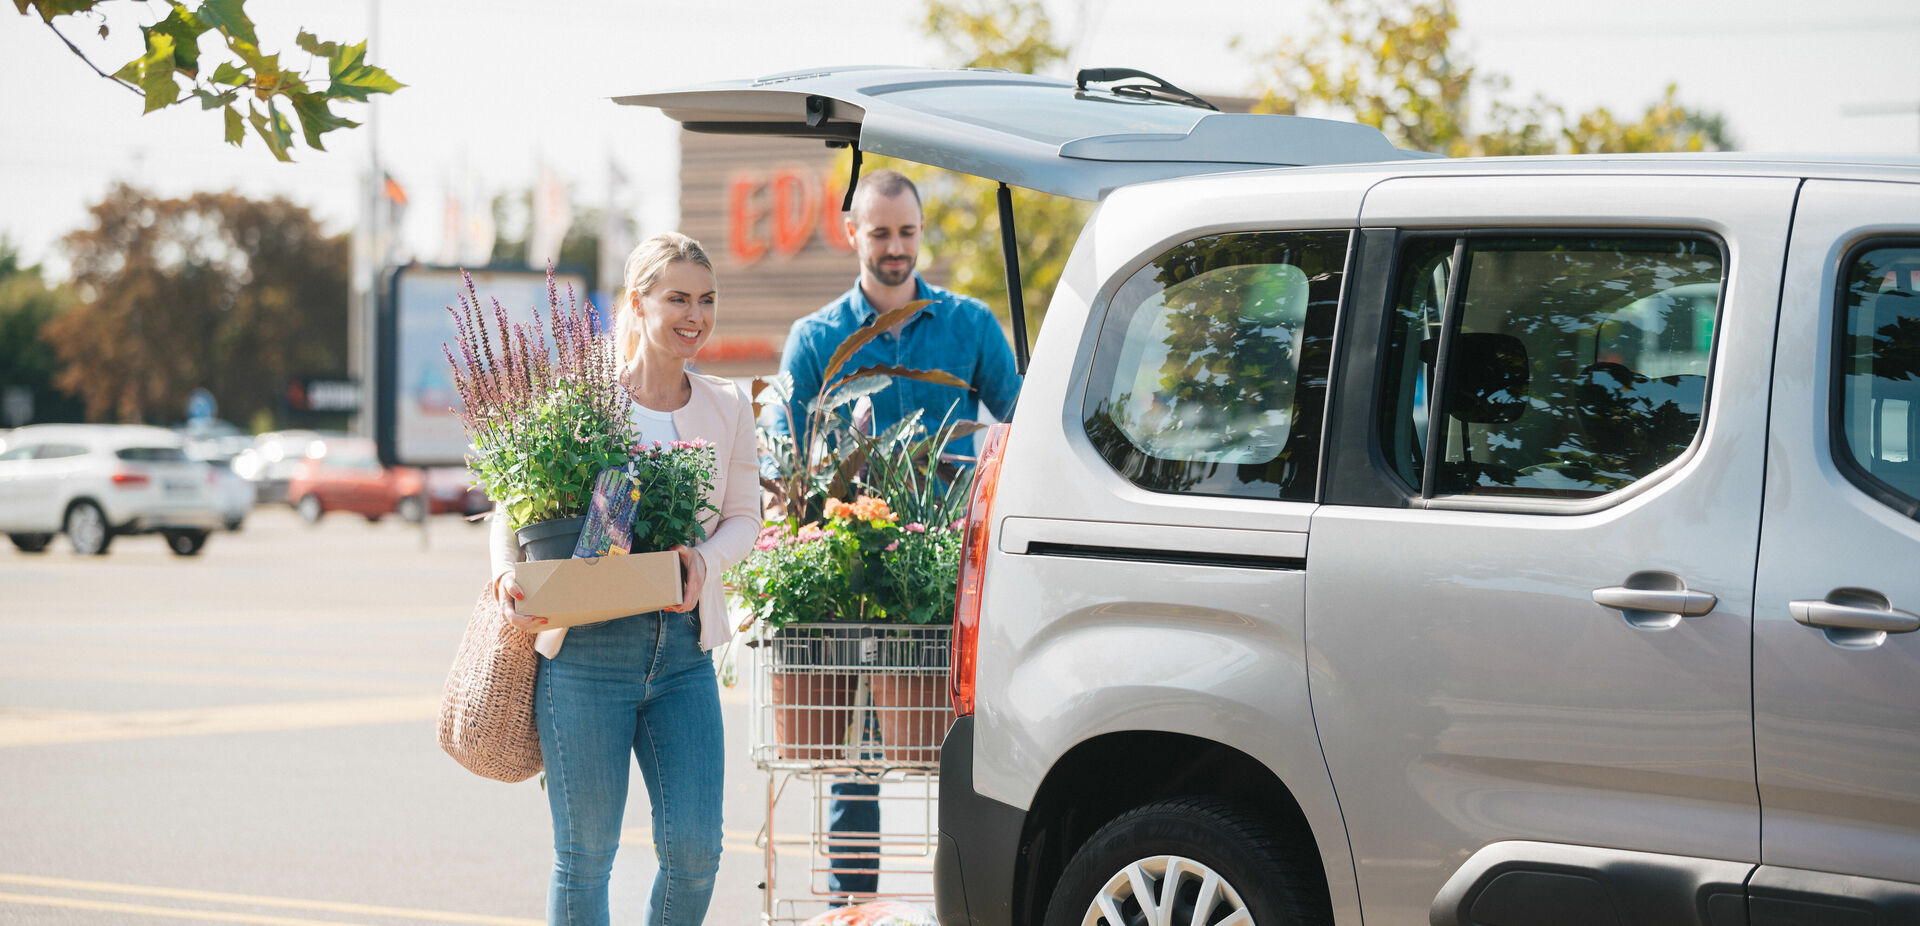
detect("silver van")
[631,68,1920,925]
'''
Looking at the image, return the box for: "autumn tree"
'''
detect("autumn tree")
[0,242,85,425]
[1245,0,1734,156]
[15,0,401,160]
[45,184,348,425]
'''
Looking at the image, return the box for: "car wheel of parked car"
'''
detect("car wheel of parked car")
[64,501,112,556]
[397,495,425,524]
[296,494,323,524]
[8,533,54,553]
[162,529,209,556]
[1044,797,1330,926]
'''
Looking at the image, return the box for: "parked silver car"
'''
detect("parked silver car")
[637,68,1920,925]
[0,424,221,555]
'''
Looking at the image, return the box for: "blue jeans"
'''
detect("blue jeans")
[535,609,723,926]
[826,710,881,895]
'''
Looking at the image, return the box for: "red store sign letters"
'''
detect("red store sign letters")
[728,164,851,265]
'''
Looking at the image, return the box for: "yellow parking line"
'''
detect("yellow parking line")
[0,695,440,748]
[0,874,538,925]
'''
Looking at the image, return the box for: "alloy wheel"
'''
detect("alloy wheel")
[66,502,109,556]
[1082,855,1252,926]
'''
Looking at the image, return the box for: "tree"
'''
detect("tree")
[15,0,402,161]
[1244,0,1734,156]
[0,241,85,425]
[44,184,348,425]
[846,0,1090,336]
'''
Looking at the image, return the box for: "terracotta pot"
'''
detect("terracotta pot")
[769,672,857,760]
[869,671,954,763]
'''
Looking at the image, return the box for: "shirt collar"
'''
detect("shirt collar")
[850,274,942,326]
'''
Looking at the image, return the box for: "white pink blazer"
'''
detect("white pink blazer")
[489,371,763,657]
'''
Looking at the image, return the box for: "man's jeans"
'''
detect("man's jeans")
[826,710,882,895]
[535,610,724,926]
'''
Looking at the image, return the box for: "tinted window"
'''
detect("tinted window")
[34,443,88,460]
[116,447,187,462]
[1082,230,1347,501]
[1380,235,1723,499]
[1836,243,1920,514]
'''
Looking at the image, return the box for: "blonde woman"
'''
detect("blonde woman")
[491,232,759,925]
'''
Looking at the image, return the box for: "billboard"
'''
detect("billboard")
[376,265,593,467]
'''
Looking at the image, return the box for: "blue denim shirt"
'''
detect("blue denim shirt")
[766,275,1021,457]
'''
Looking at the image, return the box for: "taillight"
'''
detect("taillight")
[952,423,1010,717]
[111,469,150,488]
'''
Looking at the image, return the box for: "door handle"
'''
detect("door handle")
[1790,592,1920,634]
[1593,587,1719,616]
[1592,571,1717,630]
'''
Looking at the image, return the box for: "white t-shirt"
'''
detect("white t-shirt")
[631,402,679,446]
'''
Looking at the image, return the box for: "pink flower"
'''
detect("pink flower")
[904,522,926,533]
[885,542,898,551]
[948,518,966,531]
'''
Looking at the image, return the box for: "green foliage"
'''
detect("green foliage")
[728,496,963,629]
[18,0,402,161]
[0,242,85,424]
[472,379,636,530]
[45,184,347,425]
[1244,0,1734,156]
[626,441,719,554]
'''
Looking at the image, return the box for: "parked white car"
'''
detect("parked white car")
[0,424,221,555]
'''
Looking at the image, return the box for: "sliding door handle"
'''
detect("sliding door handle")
[1592,586,1718,617]
[1791,594,1920,634]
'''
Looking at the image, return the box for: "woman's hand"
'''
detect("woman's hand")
[666,544,705,613]
[495,573,549,633]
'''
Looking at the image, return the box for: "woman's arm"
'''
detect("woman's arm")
[691,385,765,578]
[488,501,522,589]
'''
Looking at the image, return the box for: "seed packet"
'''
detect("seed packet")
[572,463,639,559]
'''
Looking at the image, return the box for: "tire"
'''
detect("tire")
[1044,797,1331,926]
[64,501,113,556]
[396,494,425,523]
[296,494,323,523]
[163,529,209,556]
[8,533,53,553]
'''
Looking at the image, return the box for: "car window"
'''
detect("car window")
[1835,242,1920,516]
[1379,234,1724,500]
[0,444,36,462]
[1081,230,1347,501]
[115,446,188,462]
[34,443,89,460]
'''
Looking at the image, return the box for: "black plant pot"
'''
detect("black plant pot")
[515,517,585,562]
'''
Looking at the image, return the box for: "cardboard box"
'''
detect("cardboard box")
[511,550,683,627]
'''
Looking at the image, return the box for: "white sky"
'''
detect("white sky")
[4,0,1918,280]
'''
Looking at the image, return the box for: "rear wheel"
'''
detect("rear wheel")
[397,495,426,523]
[64,501,112,556]
[9,533,53,553]
[296,494,323,524]
[163,529,209,556]
[1044,797,1330,926]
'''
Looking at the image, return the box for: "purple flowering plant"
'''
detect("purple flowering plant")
[443,269,638,530]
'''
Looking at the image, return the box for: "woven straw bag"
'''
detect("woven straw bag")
[438,586,542,782]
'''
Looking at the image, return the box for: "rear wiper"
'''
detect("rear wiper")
[1075,67,1221,112]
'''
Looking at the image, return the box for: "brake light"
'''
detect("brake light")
[111,469,149,488]
[951,423,1010,717]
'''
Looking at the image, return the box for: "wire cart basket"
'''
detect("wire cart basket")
[748,622,954,923]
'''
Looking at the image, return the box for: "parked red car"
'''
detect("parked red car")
[287,437,432,523]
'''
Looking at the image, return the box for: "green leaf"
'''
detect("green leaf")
[324,39,403,102]
[209,61,246,86]
[19,0,98,22]
[192,0,255,45]
[247,101,291,161]
[294,29,337,59]
[193,87,238,110]
[286,89,356,150]
[110,59,140,83]
[810,373,892,414]
[222,103,243,144]
[137,33,181,114]
[143,3,208,76]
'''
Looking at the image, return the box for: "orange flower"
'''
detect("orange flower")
[823,498,851,521]
[850,494,894,523]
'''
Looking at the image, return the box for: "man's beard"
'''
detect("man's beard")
[867,254,915,287]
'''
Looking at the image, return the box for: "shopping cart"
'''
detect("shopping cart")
[747,622,954,923]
